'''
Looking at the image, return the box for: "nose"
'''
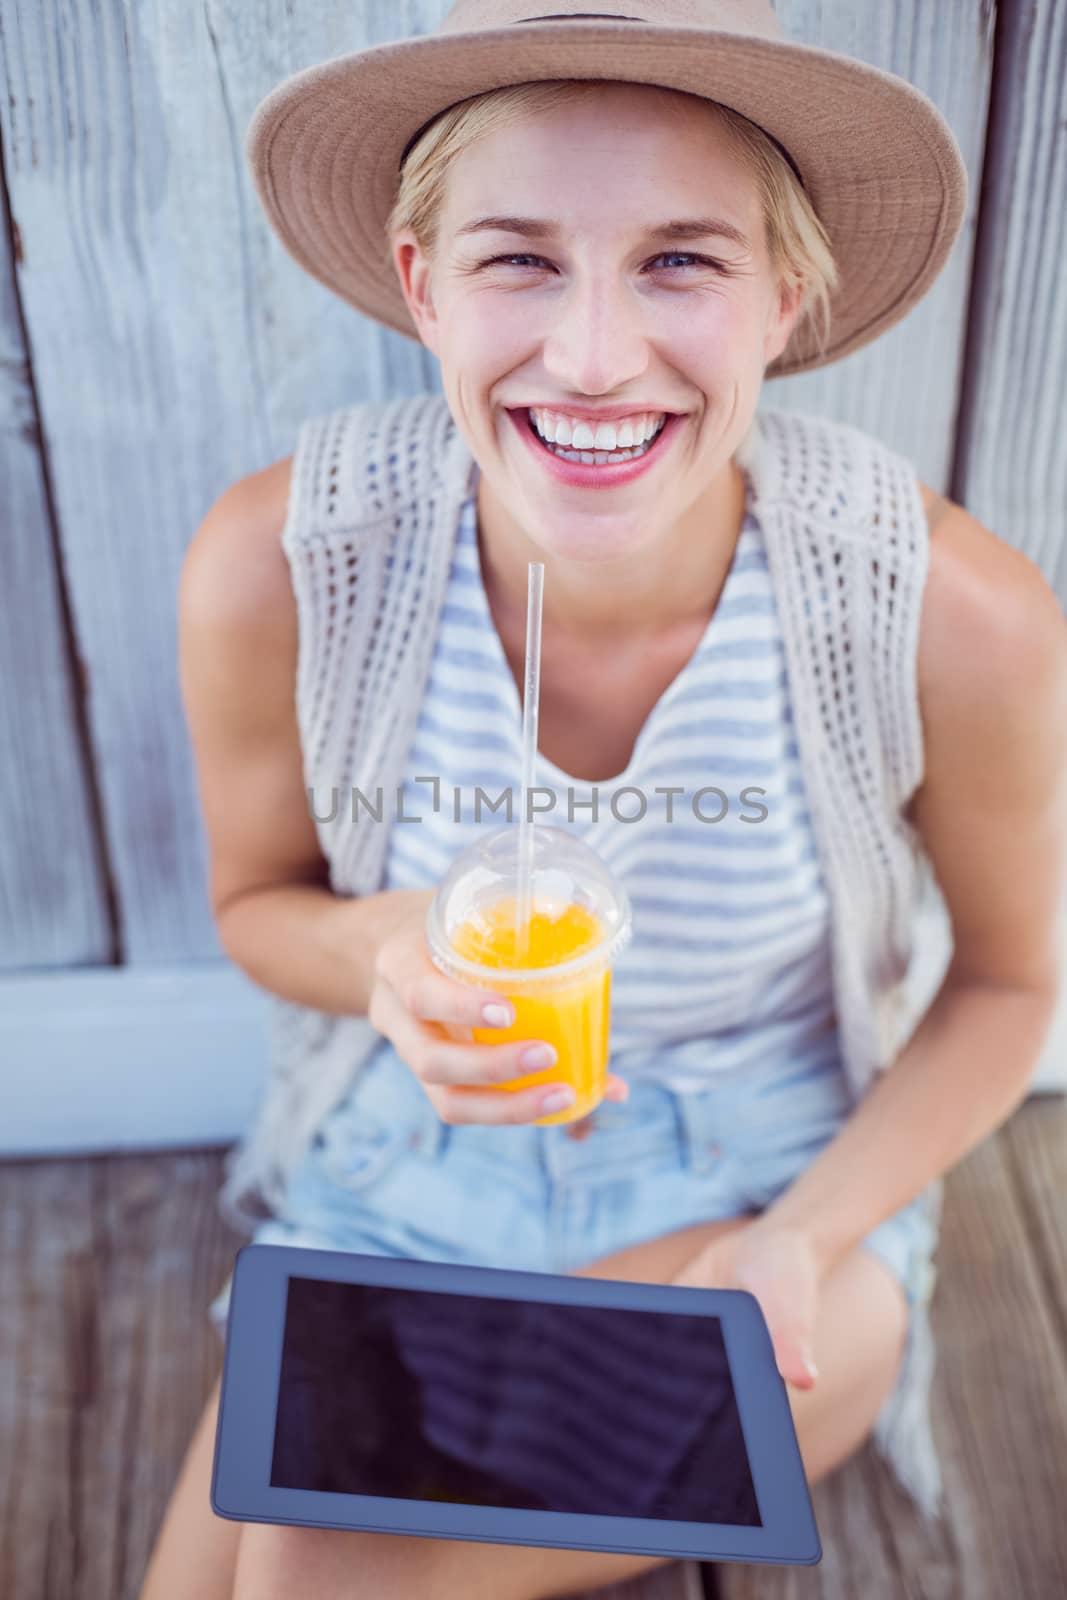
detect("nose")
[541,270,652,399]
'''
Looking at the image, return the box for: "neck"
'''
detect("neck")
[474,456,748,647]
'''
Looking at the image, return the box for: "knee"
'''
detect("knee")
[868,1253,910,1394]
[234,1521,333,1596]
[234,1519,419,1597]
[785,1246,911,1483]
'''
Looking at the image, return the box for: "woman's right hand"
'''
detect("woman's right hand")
[366,888,627,1126]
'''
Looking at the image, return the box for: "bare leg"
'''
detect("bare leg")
[231,1219,907,1600]
[138,1374,240,1600]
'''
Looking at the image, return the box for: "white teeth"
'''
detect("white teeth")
[529,407,667,450]
[535,428,666,466]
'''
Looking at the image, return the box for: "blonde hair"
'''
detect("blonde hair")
[385,80,840,364]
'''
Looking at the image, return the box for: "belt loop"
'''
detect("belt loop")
[671,1087,719,1176]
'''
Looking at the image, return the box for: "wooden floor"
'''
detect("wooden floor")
[1,1096,1065,1600]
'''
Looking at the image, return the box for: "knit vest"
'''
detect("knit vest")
[218,393,945,1235]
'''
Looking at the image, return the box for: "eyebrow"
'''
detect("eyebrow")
[455,215,752,251]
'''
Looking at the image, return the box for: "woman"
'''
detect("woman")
[141,4,1067,1598]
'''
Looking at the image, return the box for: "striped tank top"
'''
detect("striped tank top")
[371,467,840,1091]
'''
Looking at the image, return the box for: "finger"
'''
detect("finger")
[376,983,560,1090]
[670,1252,818,1387]
[604,1075,629,1102]
[421,1034,563,1089]
[371,983,459,1075]
[402,968,517,1032]
[775,1340,819,1390]
[745,1277,818,1389]
[770,1321,819,1389]
[436,1080,578,1127]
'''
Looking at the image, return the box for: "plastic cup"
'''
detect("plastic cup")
[426,824,632,1125]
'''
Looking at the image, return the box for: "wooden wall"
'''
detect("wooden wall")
[0,0,1064,1150]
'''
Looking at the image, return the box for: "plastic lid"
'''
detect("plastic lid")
[425,824,632,994]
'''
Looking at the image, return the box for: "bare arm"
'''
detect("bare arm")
[763,493,1067,1273]
[178,459,423,1015]
[178,466,627,1124]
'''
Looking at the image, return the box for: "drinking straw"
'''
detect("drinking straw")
[514,562,545,961]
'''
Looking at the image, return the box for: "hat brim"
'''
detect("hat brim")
[245,20,968,379]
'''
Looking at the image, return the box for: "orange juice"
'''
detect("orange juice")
[450,894,611,1125]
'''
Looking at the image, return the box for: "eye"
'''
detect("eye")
[477,251,728,274]
[651,251,726,272]
[479,253,547,270]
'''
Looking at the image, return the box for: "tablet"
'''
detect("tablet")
[212,1244,820,1567]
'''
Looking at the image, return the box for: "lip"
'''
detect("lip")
[518,403,680,422]
[507,407,684,489]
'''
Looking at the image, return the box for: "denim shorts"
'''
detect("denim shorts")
[209,1041,939,1336]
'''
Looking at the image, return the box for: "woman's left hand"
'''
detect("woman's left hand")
[671,1217,821,1391]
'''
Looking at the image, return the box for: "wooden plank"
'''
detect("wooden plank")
[0,1145,704,1600]
[1002,1095,1067,1361]
[718,1118,1067,1598]
[0,0,1000,967]
[91,1152,243,1599]
[0,114,111,968]
[0,964,270,1157]
[769,1,995,490]
[715,1442,942,1600]
[945,0,1067,1104]
[951,0,1067,598]
[912,1113,1067,1596]
[0,0,442,963]
[3,1124,1066,1599]
[0,948,1059,1162]
[0,1158,92,1600]
[0,1150,243,1600]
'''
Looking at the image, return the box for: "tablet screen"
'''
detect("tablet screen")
[270,1276,761,1526]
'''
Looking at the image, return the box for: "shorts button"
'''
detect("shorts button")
[408,1130,423,1149]
[707,1140,721,1157]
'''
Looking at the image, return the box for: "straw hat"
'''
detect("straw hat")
[245,0,968,378]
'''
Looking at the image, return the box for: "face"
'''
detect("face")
[392,85,803,565]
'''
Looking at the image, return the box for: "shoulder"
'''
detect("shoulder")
[181,455,295,633]
[906,488,1067,993]
[915,482,1067,705]
[179,457,297,723]
[909,483,1067,806]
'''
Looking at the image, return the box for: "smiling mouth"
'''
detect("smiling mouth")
[524,411,671,465]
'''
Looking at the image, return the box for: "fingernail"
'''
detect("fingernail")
[803,1353,819,1381]
[540,1087,576,1112]
[521,1043,557,1070]
[481,1002,514,1027]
